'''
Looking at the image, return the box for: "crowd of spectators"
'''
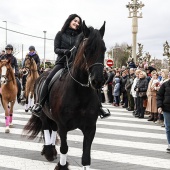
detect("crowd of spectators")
[101,62,170,153]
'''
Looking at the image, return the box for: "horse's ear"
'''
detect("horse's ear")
[99,21,106,38]
[82,21,90,38]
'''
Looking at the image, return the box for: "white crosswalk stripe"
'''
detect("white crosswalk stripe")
[0,104,169,170]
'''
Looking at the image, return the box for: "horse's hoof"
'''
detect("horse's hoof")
[5,127,10,133]
[52,145,57,159]
[41,145,57,162]
[25,109,28,112]
[9,123,13,128]
[54,162,69,170]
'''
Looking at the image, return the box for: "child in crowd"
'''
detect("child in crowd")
[113,77,121,107]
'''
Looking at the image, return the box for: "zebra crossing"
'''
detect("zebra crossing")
[0,104,169,170]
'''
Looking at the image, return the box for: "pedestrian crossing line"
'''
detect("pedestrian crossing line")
[0,123,166,140]
[0,142,170,169]
[0,116,165,131]
[96,127,166,139]
[97,120,165,131]
[0,155,98,170]
[0,131,167,153]
[0,112,154,124]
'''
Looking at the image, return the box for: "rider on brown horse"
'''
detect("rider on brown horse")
[32,14,110,119]
[21,46,40,99]
[0,44,22,103]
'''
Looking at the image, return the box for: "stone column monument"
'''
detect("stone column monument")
[126,0,144,63]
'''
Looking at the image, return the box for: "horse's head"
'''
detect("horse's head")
[0,59,11,85]
[24,55,37,71]
[74,21,106,89]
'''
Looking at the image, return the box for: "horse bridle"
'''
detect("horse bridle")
[66,38,104,87]
[24,57,38,72]
[0,67,12,84]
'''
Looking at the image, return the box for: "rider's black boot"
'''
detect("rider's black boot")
[31,82,48,117]
[16,77,22,103]
[99,107,111,119]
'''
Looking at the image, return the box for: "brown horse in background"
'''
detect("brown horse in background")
[0,59,17,133]
[23,55,39,112]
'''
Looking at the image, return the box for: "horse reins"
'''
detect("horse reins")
[66,38,104,87]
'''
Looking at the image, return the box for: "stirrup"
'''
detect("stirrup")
[100,108,111,119]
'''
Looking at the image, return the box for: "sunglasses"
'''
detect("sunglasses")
[5,48,12,51]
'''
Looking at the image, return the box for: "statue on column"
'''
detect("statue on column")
[163,41,170,57]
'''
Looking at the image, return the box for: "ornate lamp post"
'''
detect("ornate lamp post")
[126,0,144,63]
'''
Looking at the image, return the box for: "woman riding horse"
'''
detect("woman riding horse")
[23,54,39,112]
[21,46,40,100]
[32,14,110,118]
[0,59,18,133]
[1,44,21,103]
[24,20,107,170]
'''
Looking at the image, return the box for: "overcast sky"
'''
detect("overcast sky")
[0,0,170,61]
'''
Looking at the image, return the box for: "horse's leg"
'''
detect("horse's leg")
[3,101,10,133]
[29,92,34,109]
[55,126,69,170]
[9,101,15,128]
[81,125,96,170]
[25,93,29,112]
[40,112,58,161]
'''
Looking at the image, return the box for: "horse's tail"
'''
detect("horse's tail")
[22,114,42,140]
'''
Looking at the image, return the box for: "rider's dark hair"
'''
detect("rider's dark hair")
[61,14,82,34]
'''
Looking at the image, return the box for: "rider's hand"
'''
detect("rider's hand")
[64,49,71,56]
[158,107,162,114]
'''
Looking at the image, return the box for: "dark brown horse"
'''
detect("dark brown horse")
[0,59,17,133]
[23,21,106,170]
[23,55,39,112]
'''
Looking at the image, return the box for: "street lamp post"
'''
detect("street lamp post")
[3,21,7,45]
[43,31,47,69]
[126,0,144,63]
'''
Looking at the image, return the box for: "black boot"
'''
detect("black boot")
[16,77,22,103]
[31,82,48,117]
[148,113,154,121]
[99,107,111,119]
[154,113,158,122]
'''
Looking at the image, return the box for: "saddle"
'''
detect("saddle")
[48,68,64,91]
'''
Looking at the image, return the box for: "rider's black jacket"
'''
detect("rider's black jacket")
[0,54,19,76]
[54,28,79,64]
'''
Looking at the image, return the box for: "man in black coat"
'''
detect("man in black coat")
[157,79,170,153]
[105,68,114,103]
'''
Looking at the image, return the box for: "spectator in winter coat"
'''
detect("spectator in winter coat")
[127,58,137,69]
[134,71,148,118]
[105,68,114,103]
[157,79,170,153]
[125,68,136,111]
[113,77,120,107]
[146,71,159,122]
[155,69,169,126]
[120,71,128,108]
[131,69,141,116]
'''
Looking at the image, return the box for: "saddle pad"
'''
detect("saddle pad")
[48,68,64,91]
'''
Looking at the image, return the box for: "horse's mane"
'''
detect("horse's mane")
[8,63,16,84]
[73,27,105,70]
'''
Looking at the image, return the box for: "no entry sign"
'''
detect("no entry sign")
[106,59,114,67]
